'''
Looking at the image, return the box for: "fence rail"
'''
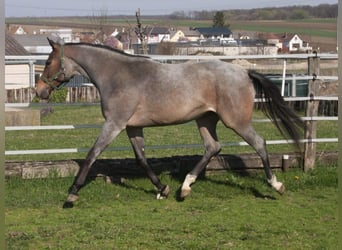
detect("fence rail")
[5,97,338,156]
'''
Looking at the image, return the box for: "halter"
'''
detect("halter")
[40,44,68,90]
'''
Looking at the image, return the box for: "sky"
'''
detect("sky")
[5,0,338,17]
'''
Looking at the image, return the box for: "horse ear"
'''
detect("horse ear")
[47,36,65,48]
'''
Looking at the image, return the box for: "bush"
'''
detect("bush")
[49,88,68,103]
[32,88,68,103]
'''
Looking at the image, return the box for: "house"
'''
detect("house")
[39,28,79,43]
[170,30,186,42]
[14,26,27,35]
[144,27,170,44]
[13,34,52,54]
[195,27,232,40]
[260,33,312,53]
[5,33,32,89]
[282,33,311,52]
[79,32,96,43]
[182,28,201,42]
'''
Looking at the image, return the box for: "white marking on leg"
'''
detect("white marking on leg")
[156,193,164,200]
[181,174,197,197]
[156,185,170,200]
[267,174,283,192]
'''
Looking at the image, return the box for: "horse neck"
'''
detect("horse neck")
[64,44,124,87]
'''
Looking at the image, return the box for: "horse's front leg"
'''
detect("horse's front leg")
[126,127,170,199]
[63,121,124,208]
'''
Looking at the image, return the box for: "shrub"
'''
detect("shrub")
[31,88,68,103]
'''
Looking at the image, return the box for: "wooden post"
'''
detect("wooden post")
[338,2,342,248]
[0,1,5,248]
[304,54,321,172]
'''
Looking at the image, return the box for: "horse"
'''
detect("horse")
[36,37,304,208]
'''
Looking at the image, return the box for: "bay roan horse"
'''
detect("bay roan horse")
[36,37,303,208]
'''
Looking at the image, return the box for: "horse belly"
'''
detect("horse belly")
[127,102,212,127]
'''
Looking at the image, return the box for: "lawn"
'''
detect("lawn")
[5,164,337,249]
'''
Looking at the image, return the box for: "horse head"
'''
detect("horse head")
[36,37,73,100]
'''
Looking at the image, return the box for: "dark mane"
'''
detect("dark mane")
[65,42,150,59]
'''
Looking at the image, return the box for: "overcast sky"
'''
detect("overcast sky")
[5,0,338,17]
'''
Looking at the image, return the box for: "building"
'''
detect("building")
[141,27,170,44]
[13,34,52,54]
[260,33,312,53]
[195,27,232,40]
[5,33,33,89]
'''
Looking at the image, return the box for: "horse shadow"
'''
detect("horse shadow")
[72,154,276,202]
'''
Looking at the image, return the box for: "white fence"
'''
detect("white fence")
[4,53,338,158]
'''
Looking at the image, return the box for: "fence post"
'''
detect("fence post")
[304,54,321,172]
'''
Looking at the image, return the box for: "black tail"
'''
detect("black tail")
[248,70,304,150]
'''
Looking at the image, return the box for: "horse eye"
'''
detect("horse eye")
[45,61,51,66]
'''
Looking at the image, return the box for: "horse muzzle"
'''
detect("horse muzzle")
[36,79,51,100]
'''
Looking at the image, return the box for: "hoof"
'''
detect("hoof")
[63,201,74,209]
[180,187,191,199]
[66,193,79,203]
[277,184,285,195]
[156,185,170,200]
[63,194,79,208]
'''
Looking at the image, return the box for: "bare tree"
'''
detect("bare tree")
[90,8,111,44]
[135,8,148,54]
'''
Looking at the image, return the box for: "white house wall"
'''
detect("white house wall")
[5,64,30,89]
[289,35,303,52]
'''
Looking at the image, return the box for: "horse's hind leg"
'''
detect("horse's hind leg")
[126,127,170,199]
[234,125,285,194]
[181,113,221,198]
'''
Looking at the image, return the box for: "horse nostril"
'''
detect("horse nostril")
[36,88,50,100]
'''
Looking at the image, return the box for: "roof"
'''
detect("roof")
[13,34,50,47]
[146,27,170,35]
[5,33,30,55]
[195,27,232,37]
[182,29,201,37]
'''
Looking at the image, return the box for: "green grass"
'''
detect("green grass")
[288,18,337,24]
[6,164,337,249]
[230,23,336,38]
[5,104,338,162]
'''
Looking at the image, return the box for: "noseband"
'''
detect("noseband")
[40,44,68,90]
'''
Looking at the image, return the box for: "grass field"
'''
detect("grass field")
[5,164,337,249]
[230,19,336,38]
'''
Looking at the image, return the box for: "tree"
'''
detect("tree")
[135,8,148,54]
[290,9,309,19]
[90,8,110,43]
[212,11,229,28]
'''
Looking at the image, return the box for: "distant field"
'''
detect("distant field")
[230,20,336,38]
[229,18,337,51]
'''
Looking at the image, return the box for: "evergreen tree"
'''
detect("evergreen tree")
[213,11,225,27]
